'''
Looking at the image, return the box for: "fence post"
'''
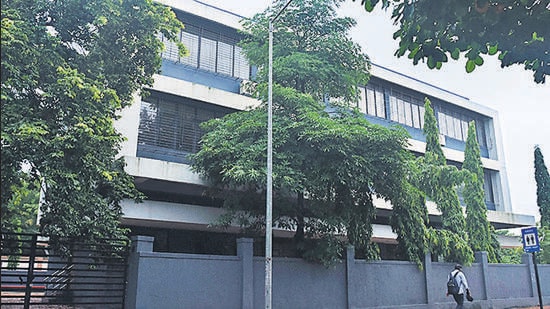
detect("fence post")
[474,251,490,300]
[237,238,254,309]
[125,236,154,309]
[424,252,435,307]
[23,234,38,309]
[346,245,355,309]
[131,235,154,253]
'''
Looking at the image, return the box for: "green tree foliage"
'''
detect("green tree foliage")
[1,171,40,235]
[241,0,370,104]
[417,99,473,264]
[538,225,550,264]
[192,85,412,265]
[534,146,550,264]
[193,0,422,265]
[389,169,430,266]
[1,0,184,252]
[534,145,550,228]
[463,121,499,262]
[355,0,549,83]
[499,247,524,264]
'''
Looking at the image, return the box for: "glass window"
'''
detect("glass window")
[411,105,420,128]
[436,107,489,145]
[476,120,487,148]
[461,120,469,141]
[419,105,425,128]
[366,88,376,116]
[375,91,385,118]
[358,87,367,114]
[446,114,455,138]
[397,99,406,124]
[181,32,199,67]
[438,112,447,136]
[404,102,413,127]
[452,117,461,140]
[217,41,234,76]
[364,85,386,118]
[389,96,399,122]
[199,37,217,72]
[234,46,250,79]
[159,24,250,80]
[159,33,180,62]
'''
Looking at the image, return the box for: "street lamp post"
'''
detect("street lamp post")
[265,18,274,309]
[266,1,293,308]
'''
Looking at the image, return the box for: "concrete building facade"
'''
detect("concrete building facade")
[115,0,534,256]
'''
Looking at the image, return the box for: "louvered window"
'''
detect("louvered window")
[137,94,231,163]
[437,107,486,147]
[387,91,425,129]
[158,24,250,80]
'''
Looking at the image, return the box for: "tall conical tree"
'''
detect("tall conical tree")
[463,121,498,262]
[422,99,445,165]
[534,145,550,228]
[418,99,473,264]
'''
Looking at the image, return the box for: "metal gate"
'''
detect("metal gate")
[1,232,129,308]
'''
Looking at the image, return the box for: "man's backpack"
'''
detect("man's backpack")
[447,271,460,295]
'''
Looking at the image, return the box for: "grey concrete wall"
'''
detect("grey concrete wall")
[349,260,426,308]
[125,236,550,309]
[252,258,347,309]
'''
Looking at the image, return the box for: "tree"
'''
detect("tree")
[355,0,550,83]
[534,145,550,264]
[389,167,430,266]
[193,0,421,265]
[193,84,413,265]
[241,0,370,103]
[534,145,550,228]
[1,0,184,252]
[1,171,40,235]
[463,121,499,262]
[417,99,473,264]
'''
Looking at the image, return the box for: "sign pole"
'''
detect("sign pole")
[522,227,544,309]
[532,252,543,309]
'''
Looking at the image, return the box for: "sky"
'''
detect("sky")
[201,0,550,220]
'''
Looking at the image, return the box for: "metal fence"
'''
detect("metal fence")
[1,232,129,308]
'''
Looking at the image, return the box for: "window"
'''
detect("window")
[437,107,487,147]
[363,84,386,118]
[362,82,488,148]
[387,91,424,129]
[138,93,231,163]
[217,41,234,76]
[181,32,199,66]
[484,170,496,210]
[158,24,250,80]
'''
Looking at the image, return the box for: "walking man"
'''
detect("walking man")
[447,264,470,309]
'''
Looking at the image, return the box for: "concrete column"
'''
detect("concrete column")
[474,251,490,300]
[346,246,355,309]
[237,238,254,309]
[424,253,435,307]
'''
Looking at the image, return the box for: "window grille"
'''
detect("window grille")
[137,94,231,162]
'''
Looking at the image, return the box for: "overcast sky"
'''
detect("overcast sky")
[202,0,550,221]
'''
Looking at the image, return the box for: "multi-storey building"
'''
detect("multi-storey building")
[115,0,534,256]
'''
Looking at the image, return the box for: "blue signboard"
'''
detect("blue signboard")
[521,227,540,253]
